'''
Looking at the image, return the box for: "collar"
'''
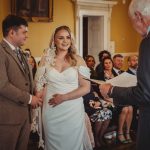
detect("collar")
[147,26,150,36]
[113,67,120,75]
[3,38,16,51]
[129,67,137,75]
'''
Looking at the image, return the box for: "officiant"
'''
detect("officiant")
[99,0,150,149]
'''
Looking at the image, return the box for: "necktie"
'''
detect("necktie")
[118,70,122,74]
[16,48,26,71]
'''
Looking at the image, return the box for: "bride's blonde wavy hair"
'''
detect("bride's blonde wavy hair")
[49,25,77,66]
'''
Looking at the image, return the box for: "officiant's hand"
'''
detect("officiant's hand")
[99,83,112,98]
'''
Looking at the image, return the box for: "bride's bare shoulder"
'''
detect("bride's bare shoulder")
[75,55,87,67]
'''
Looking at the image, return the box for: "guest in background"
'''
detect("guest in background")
[24,48,32,58]
[24,48,37,78]
[28,56,37,79]
[127,55,138,75]
[96,50,111,77]
[96,57,117,146]
[85,55,98,79]
[97,56,117,126]
[98,56,117,81]
[113,54,124,75]
[113,54,133,144]
[127,55,139,133]
[83,87,112,149]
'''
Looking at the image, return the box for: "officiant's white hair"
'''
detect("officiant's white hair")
[129,0,150,18]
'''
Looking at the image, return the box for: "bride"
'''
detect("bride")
[35,25,93,150]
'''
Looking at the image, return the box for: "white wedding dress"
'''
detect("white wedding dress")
[35,65,93,150]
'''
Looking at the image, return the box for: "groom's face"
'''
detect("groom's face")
[10,25,28,47]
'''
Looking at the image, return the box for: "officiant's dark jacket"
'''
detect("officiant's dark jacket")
[110,32,150,150]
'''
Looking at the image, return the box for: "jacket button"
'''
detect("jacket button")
[19,101,24,105]
[25,83,28,86]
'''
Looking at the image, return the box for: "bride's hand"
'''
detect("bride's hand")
[48,94,65,107]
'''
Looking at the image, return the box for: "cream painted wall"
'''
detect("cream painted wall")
[111,0,141,53]
[0,0,11,38]
[0,0,142,58]
[0,0,75,57]
[26,0,75,57]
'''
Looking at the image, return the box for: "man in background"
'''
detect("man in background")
[127,55,138,75]
[113,54,124,75]
[127,55,139,132]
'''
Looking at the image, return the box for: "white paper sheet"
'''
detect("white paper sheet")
[83,78,105,85]
[84,72,137,87]
[106,72,137,87]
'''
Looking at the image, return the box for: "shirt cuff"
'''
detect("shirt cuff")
[28,95,32,104]
[108,86,114,97]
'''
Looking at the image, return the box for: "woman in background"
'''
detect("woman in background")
[28,56,37,79]
[85,55,98,79]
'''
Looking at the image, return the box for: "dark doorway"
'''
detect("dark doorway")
[83,16,88,59]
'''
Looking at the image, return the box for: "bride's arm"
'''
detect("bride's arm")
[49,75,90,106]
[64,72,90,98]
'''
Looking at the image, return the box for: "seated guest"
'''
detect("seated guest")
[113,54,124,75]
[24,48,32,58]
[85,55,98,79]
[28,56,37,79]
[98,56,117,81]
[95,50,111,77]
[83,87,112,149]
[127,55,138,75]
[127,55,139,133]
[97,56,118,131]
[113,54,133,144]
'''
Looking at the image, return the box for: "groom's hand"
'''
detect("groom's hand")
[31,95,43,109]
[35,91,43,98]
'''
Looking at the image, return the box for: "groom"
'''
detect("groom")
[0,15,43,150]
